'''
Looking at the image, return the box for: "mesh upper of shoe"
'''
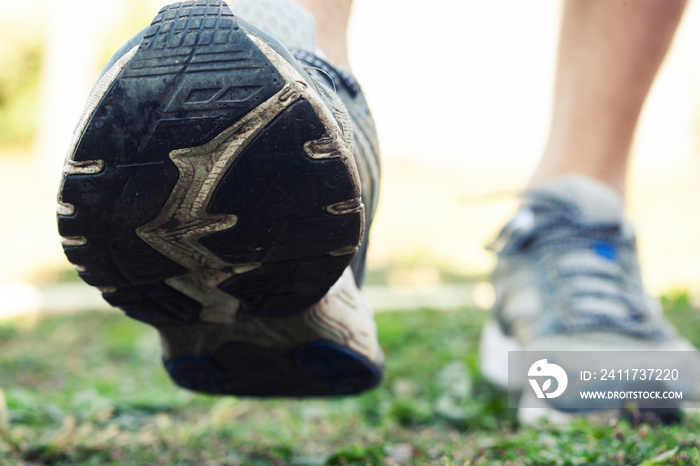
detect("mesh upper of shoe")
[491,175,676,343]
[230,0,316,53]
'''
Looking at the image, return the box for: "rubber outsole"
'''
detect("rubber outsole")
[57,0,377,396]
[58,1,362,325]
[167,340,381,397]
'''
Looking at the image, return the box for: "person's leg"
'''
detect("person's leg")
[529,0,687,196]
[482,0,700,425]
[296,0,353,68]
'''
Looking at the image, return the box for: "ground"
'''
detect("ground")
[1,295,700,465]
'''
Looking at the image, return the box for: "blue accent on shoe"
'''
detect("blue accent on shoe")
[594,241,617,261]
[293,341,382,396]
[166,356,228,391]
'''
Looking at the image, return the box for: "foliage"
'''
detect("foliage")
[0,21,42,147]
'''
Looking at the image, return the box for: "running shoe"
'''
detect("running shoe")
[57,0,382,397]
[480,175,700,423]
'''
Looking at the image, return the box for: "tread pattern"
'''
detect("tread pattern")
[58,0,362,326]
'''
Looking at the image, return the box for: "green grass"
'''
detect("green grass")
[1,300,699,465]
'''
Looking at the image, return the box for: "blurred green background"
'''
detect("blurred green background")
[5,0,700,320]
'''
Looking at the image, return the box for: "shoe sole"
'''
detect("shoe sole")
[57,0,379,396]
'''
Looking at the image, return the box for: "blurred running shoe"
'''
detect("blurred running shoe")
[480,175,700,423]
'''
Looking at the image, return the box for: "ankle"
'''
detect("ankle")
[295,0,353,67]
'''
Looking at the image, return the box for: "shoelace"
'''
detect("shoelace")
[491,193,665,338]
[290,48,362,98]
